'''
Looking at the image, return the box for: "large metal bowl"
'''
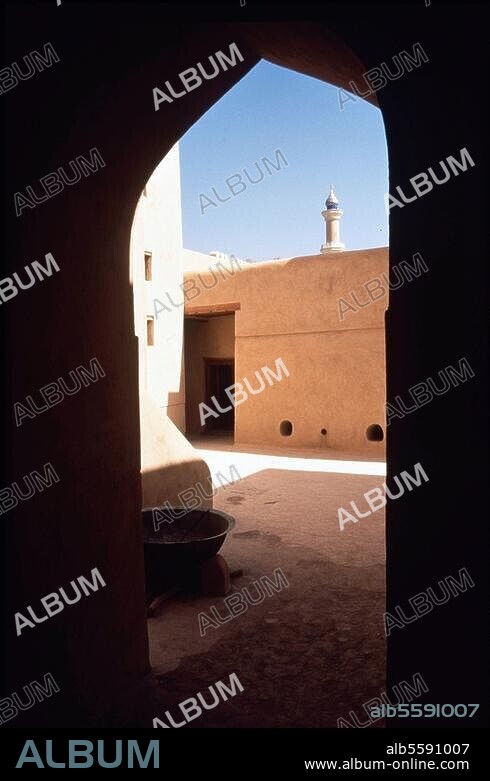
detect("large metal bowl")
[141,507,235,594]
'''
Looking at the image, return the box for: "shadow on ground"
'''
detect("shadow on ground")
[106,466,385,727]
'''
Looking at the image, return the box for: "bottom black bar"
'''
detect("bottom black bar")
[0,728,487,773]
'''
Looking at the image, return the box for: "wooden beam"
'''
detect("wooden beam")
[184,302,240,317]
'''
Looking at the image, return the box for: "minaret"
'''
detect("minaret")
[320,185,346,253]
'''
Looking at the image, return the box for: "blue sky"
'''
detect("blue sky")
[180,60,388,261]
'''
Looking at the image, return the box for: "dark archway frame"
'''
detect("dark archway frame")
[2,2,487,727]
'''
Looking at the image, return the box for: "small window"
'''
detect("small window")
[144,252,152,281]
[146,317,155,346]
[280,420,293,437]
[366,424,384,442]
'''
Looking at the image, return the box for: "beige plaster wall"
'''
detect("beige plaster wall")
[130,145,212,505]
[183,249,388,453]
[130,144,185,428]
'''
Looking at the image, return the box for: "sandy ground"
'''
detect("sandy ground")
[118,439,386,728]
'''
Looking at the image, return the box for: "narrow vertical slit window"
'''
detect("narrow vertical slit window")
[144,252,152,281]
[146,316,155,346]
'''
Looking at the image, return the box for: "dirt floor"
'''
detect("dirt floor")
[114,438,386,728]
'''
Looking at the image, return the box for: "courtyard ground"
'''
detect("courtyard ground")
[132,437,387,729]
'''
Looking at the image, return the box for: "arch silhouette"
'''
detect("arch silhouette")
[3,4,486,727]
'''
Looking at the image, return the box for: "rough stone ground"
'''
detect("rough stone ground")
[115,440,386,728]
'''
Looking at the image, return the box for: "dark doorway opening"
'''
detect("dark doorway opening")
[184,311,236,439]
[205,359,235,432]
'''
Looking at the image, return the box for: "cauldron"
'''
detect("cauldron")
[141,507,235,595]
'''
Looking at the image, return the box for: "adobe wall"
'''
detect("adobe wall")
[184,249,388,453]
[130,144,186,428]
[130,146,212,509]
